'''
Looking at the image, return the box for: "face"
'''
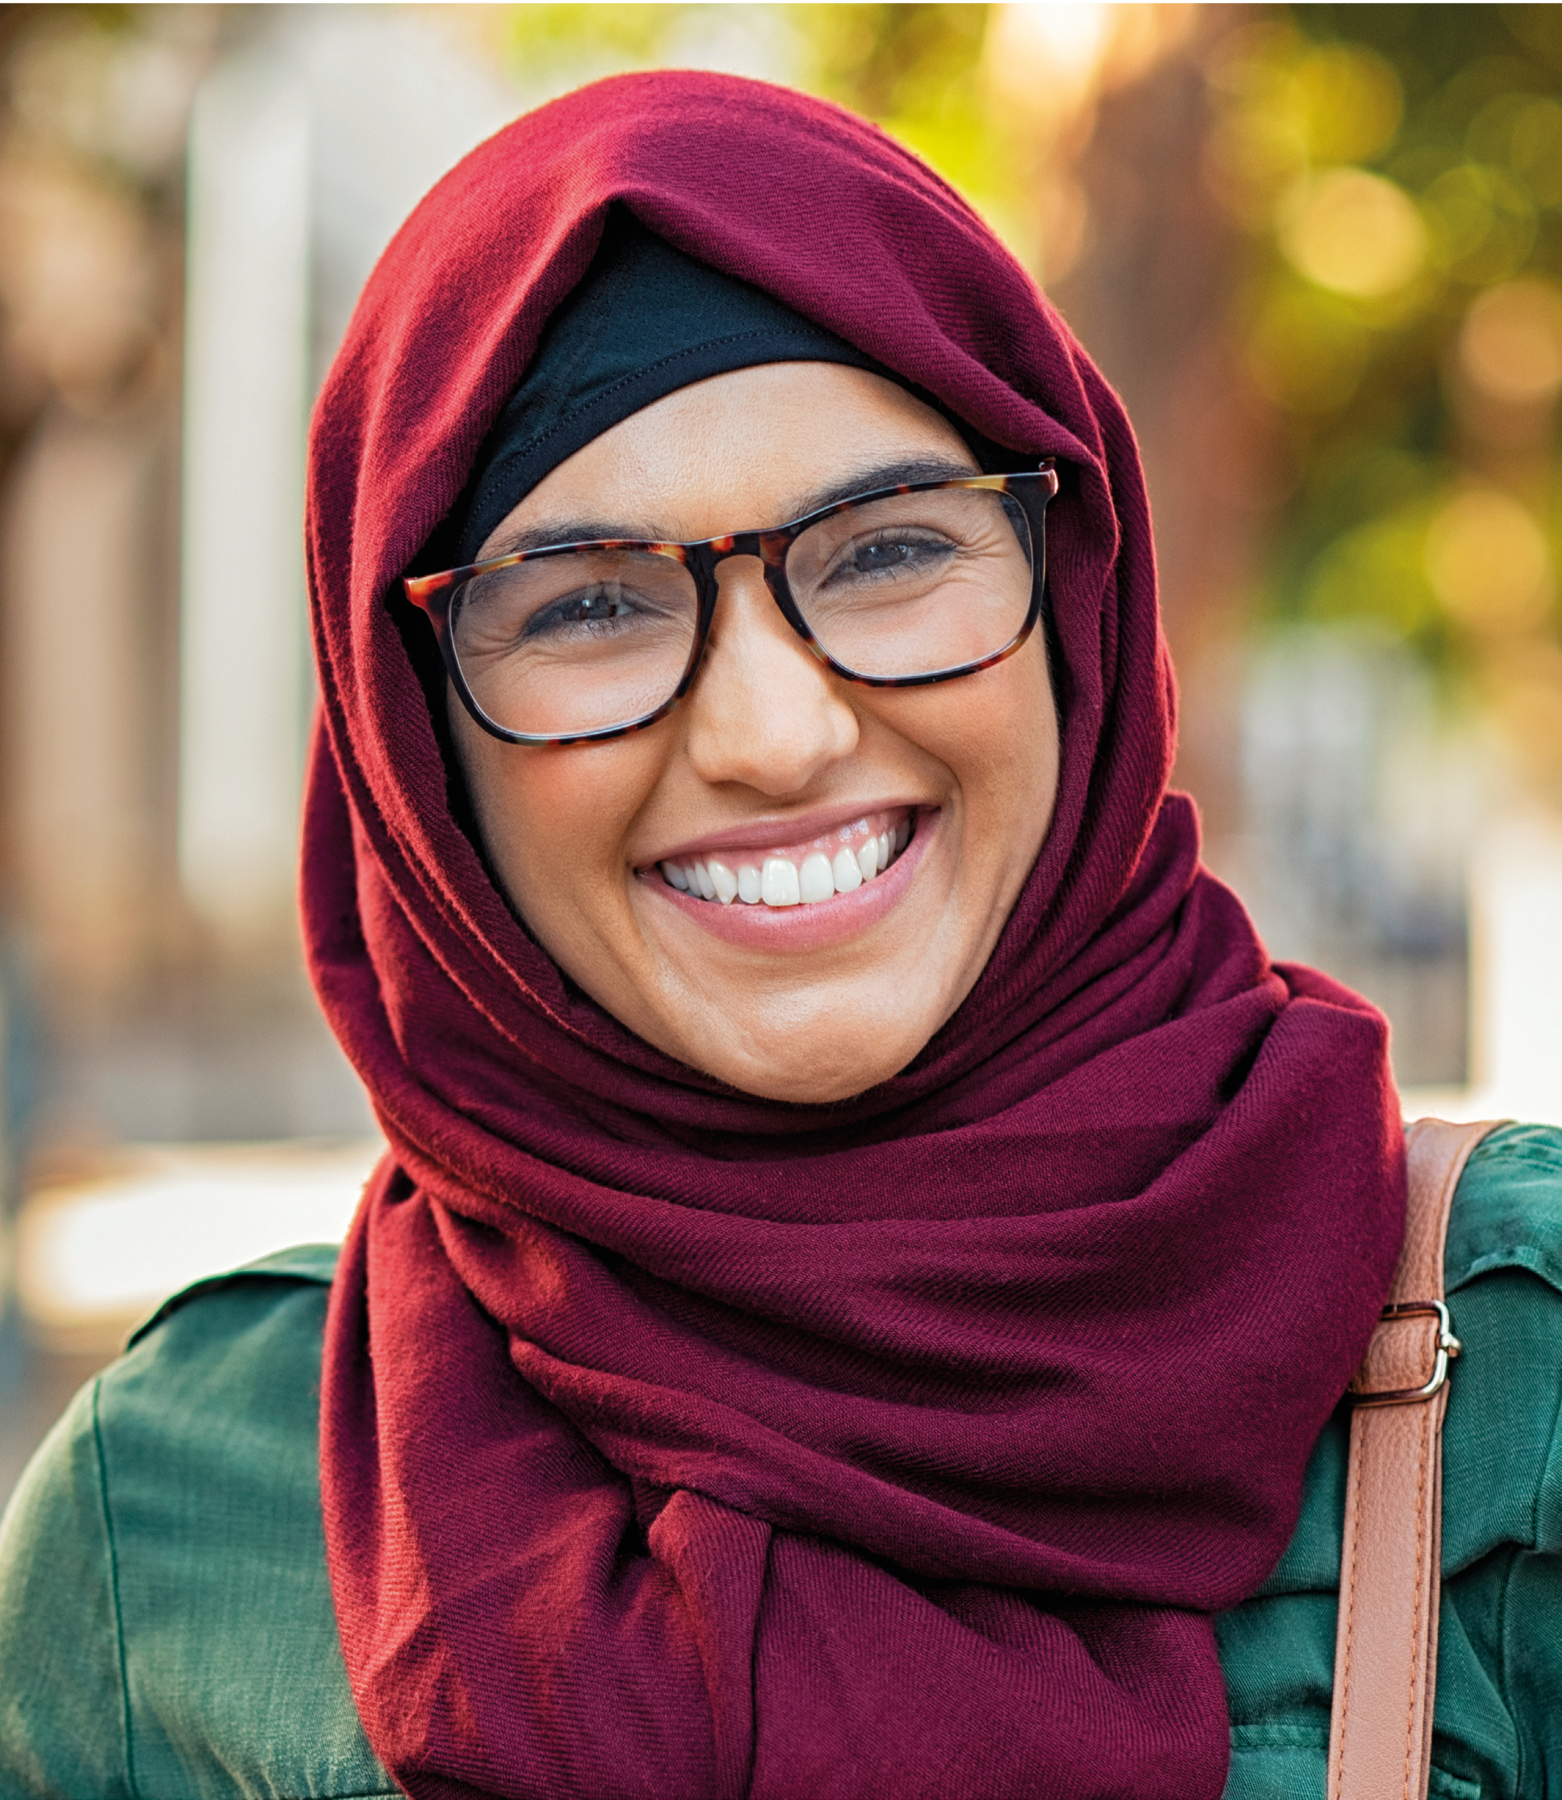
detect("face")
[450,362,1060,1104]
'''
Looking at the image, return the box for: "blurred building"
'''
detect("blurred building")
[0,10,526,1155]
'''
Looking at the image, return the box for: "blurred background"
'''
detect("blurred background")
[3,1,1561,1498]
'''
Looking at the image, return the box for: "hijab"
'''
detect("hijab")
[305,70,1405,1800]
[453,207,887,565]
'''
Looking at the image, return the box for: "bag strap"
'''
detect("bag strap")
[1326,1117,1502,1800]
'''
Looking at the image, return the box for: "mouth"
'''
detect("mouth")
[641,805,932,953]
[656,808,915,908]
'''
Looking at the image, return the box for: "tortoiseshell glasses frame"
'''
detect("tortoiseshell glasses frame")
[403,461,1060,747]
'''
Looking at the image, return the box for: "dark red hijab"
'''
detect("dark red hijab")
[307,71,1404,1800]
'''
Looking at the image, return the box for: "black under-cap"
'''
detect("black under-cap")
[455,209,885,564]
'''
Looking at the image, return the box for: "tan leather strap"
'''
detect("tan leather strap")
[1327,1117,1502,1800]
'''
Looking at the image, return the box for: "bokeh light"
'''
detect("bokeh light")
[1426,488,1554,633]
[1279,167,1427,298]
[1459,277,1562,405]
[985,2,1113,102]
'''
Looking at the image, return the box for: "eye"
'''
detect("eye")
[852,539,916,571]
[830,530,958,584]
[571,587,629,622]
[523,580,650,638]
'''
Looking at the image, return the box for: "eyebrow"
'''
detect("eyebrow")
[477,455,988,562]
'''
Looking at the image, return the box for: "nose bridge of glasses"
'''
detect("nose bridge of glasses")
[688,537,831,683]
[687,533,794,624]
[694,528,791,573]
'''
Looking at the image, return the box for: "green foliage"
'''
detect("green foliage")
[503,0,691,67]
[795,5,1032,256]
[801,3,990,122]
[1215,9,1562,654]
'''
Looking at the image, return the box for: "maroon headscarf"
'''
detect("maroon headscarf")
[307,71,1404,1800]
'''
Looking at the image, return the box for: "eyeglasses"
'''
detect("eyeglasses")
[403,463,1059,746]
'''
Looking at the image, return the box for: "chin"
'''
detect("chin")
[689,1021,919,1105]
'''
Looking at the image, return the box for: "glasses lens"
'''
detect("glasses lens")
[451,547,699,737]
[785,485,1035,679]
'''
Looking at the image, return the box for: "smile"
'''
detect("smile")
[659,810,914,907]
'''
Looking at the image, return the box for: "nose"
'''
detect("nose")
[680,556,858,794]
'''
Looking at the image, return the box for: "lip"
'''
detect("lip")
[645,799,921,868]
[638,807,936,952]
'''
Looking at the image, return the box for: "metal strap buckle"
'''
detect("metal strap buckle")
[1350,1300,1463,1408]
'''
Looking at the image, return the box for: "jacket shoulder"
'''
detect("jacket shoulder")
[1,1242,394,1800]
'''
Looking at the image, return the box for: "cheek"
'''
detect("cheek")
[902,652,1059,856]
[453,716,660,935]
[991,646,1058,790]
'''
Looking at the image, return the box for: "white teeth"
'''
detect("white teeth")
[761,857,801,906]
[666,816,912,907]
[799,852,834,904]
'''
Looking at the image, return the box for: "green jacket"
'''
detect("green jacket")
[2,1123,1561,1800]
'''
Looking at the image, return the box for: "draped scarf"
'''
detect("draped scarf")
[306,70,1405,1800]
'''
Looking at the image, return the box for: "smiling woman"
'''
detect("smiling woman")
[2,67,1562,1800]
[444,354,1060,1102]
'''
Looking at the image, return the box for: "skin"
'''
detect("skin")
[451,361,1060,1104]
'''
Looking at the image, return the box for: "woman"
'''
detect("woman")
[1,70,1559,1800]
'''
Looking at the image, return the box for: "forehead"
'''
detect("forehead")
[477,362,978,556]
